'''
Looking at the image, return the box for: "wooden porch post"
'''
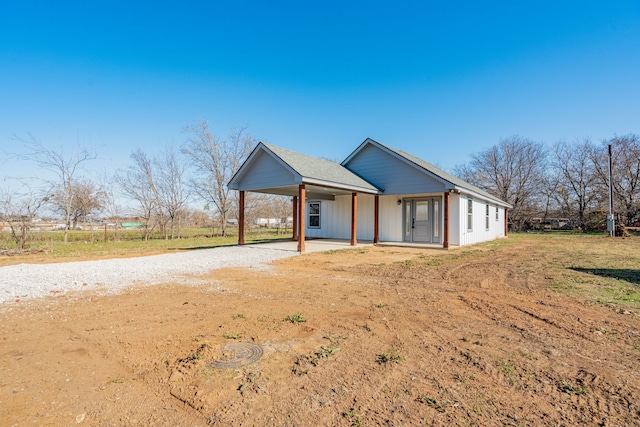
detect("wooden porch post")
[298,185,306,252]
[292,196,298,241]
[443,191,449,249]
[504,209,509,236]
[373,194,379,244]
[350,192,357,246]
[238,190,245,245]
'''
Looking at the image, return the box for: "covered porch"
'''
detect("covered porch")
[228,143,381,252]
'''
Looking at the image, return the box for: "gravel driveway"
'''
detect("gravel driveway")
[0,245,298,304]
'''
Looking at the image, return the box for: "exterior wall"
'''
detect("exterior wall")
[303,192,507,247]
[345,144,447,195]
[305,194,374,240]
[456,193,507,246]
[235,150,296,190]
[304,194,394,241]
[449,193,461,246]
[379,195,403,241]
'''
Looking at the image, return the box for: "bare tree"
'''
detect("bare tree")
[16,135,97,243]
[454,136,547,230]
[116,149,158,241]
[0,181,51,250]
[551,139,598,227]
[182,120,255,236]
[50,179,106,230]
[591,134,640,225]
[243,194,292,233]
[98,172,123,241]
[154,146,190,239]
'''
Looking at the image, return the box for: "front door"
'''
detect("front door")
[413,200,430,242]
[404,198,441,243]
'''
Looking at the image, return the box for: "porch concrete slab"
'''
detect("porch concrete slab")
[246,239,452,253]
[245,239,373,253]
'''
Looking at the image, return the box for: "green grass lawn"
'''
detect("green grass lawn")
[0,227,292,263]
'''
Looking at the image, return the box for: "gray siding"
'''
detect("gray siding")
[235,150,297,191]
[345,144,446,195]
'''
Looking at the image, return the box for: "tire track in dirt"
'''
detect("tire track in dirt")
[450,290,640,425]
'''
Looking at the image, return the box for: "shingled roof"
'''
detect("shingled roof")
[367,139,509,206]
[262,143,379,192]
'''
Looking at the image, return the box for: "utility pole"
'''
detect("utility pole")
[608,144,615,237]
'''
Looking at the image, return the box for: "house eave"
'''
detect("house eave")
[302,177,379,194]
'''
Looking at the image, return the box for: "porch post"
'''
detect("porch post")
[298,185,306,252]
[443,191,449,249]
[373,194,379,244]
[350,192,357,246]
[238,190,245,246]
[292,196,298,241]
[504,209,509,236]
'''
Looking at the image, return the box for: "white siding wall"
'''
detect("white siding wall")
[305,191,507,246]
[304,199,343,239]
[305,194,396,241]
[304,194,373,240]
[379,195,403,241]
[456,194,507,246]
[356,195,375,240]
[449,193,461,246]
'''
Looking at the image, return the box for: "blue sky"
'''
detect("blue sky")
[2,1,640,183]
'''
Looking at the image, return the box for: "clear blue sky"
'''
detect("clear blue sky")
[2,1,639,182]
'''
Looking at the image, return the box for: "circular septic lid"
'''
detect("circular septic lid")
[208,343,264,369]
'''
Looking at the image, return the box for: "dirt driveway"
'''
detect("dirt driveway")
[1,235,639,426]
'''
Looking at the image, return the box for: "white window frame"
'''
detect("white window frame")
[308,201,321,229]
[467,198,473,231]
[495,205,499,221]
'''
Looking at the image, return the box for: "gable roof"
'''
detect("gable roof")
[228,142,379,196]
[230,139,511,208]
[264,143,379,192]
[343,138,512,207]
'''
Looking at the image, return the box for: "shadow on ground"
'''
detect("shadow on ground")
[570,267,640,286]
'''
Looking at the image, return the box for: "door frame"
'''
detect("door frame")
[402,197,442,244]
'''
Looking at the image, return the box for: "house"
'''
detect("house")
[228,138,511,251]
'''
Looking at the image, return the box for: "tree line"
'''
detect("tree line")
[0,120,290,249]
[454,134,640,231]
[2,124,639,249]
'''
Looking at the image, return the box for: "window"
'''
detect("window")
[308,202,320,228]
[404,201,411,238]
[486,204,490,230]
[495,206,499,221]
[433,199,439,238]
[467,198,473,231]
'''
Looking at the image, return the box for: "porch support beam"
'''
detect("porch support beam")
[443,191,450,249]
[238,190,245,246]
[504,209,508,237]
[297,185,306,252]
[373,194,379,244]
[292,196,298,241]
[350,192,357,246]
